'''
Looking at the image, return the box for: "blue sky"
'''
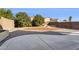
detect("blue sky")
[9,8,79,21]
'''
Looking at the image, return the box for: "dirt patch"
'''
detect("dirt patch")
[24,27,62,31]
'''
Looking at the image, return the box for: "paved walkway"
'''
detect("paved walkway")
[0,33,79,50]
[0,29,79,50]
[0,30,65,46]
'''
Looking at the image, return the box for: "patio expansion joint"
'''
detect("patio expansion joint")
[37,35,53,50]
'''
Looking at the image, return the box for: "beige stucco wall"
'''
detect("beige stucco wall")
[0,17,14,31]
[44,18,51,23]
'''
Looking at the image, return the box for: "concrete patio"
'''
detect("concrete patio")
[0,30,79,50]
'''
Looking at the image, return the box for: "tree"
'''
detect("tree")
[16,12,28,20]
[15,12,32,27]
[0,8,6,18]
[69,16,72,22]
[32,14,44,26]
[0,9,14,19]
[4,9,14,19]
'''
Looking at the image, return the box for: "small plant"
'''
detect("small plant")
[0,25,3,30]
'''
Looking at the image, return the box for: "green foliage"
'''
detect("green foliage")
[21,19,32,27]
[0,25,3,30]
[4,9,13,19]
[32,14,44,26]
[15,12,32,27]
[0,9,45,27]
[0,8,14,19]
[16,12,28,20]
[0,9,5,18]
[69,16,72,22]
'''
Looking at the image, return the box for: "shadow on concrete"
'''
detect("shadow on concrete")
[0,30,67,46]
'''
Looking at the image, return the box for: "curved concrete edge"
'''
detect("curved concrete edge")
[0,34,52,50]
[0,30,9,42]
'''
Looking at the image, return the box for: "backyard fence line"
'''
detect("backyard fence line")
[48,22,79,29]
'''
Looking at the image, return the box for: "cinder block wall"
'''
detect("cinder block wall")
[48,22,79,29]
[0,17,15,31]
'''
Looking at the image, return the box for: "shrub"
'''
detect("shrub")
[0,25,3,30]
[32,14,44,26]
[15,12,32,27]
[0,8,14,20]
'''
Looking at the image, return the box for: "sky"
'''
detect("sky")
[9,8,79,21]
